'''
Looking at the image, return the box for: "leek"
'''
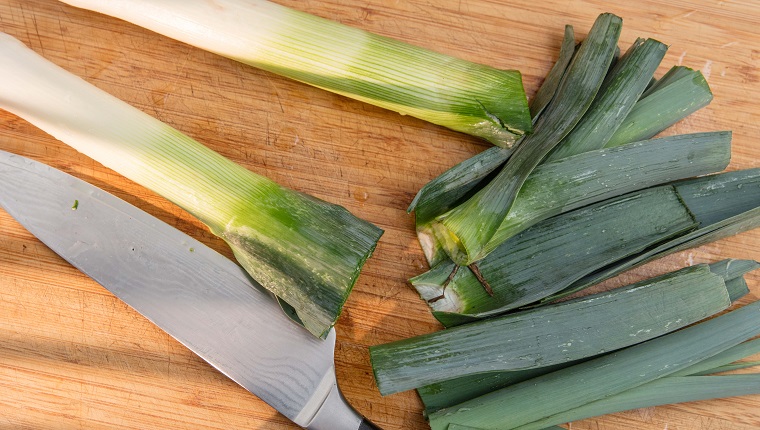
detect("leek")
[0,32,382,339]
[433,332,760,429]
[479,132,729,259]
[409,146,511,266]
[371,262,735,395]
[517,375,760,430]
[409,25,576,265]
[516,337,760,430]
[674,338,760,377]
[410,18,714,269]
[427,299,760,429]
[424,165,759,322]
[58,0,532,147]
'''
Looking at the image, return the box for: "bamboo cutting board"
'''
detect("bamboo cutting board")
[0,1,759,429]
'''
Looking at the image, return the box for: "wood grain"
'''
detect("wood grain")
[0,1,758,429]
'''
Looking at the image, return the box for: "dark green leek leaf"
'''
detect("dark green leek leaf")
[417,361,576,415]
[674,338,760,377]
[529,25,576,119]
[546,38,667,160]
[427,300,760,430]
[545,168,760,303]
[724,276,752,303]
[518,374,760,430]
[606,66,713,147]
[507,339,760,428]
[695,361,760,375]
[372,263,732,395]
[416,260,755,414]
[478,131,729,260]
[434,13,622,265]
[641,65,695,98]
[413,186,697,321]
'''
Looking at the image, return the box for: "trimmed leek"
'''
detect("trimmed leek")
[0,32,382,339]
[59,0,532,147]
[427,299,760,429]
[432,13,622,265]
[371,260,754,395]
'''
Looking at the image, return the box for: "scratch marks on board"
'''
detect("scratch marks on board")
[702,60,713,80]
[678,51,687,66]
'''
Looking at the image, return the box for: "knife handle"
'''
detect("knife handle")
[305,379,383,430]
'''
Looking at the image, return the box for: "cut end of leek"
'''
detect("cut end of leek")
[222,193,383,338]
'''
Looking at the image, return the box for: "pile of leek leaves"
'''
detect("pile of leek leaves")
[370,13,760,430]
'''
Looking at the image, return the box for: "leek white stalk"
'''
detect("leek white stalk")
[59,0,532,147]
[0,32,382,339]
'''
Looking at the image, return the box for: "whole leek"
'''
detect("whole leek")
[0,32,383,339]
[59,0,533,147]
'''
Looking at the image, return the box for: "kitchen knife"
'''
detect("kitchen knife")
[0,150,381,430]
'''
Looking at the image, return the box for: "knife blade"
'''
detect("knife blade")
[0,150,380,430]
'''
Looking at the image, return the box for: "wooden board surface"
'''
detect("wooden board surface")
[0,0,759,429]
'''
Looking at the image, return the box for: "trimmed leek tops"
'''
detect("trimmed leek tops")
[59,0,533,148]
[0,32,382,339]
